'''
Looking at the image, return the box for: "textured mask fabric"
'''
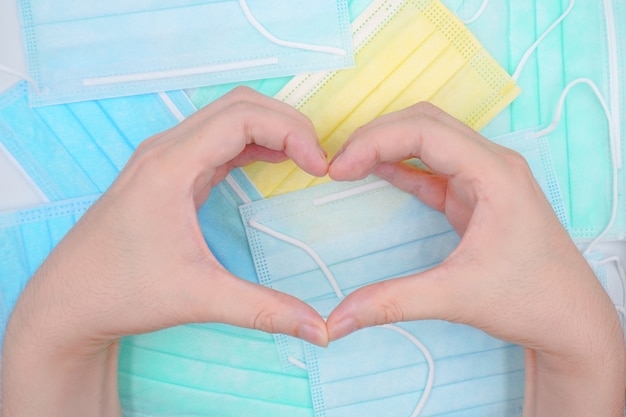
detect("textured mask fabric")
[241,0,520,198]
[0,188,315,417]
[188,0,376,110]
[239,132,566,416]
[439,0,626,241]
[17,0,354,106]
[0,82,196,201]
[240,178,524,417]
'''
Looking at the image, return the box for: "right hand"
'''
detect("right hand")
[327,102,625,417]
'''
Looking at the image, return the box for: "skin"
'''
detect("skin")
[2,90,624,416]
[326,102,626,416]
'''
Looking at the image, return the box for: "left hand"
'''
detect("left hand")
[2,87,330,417]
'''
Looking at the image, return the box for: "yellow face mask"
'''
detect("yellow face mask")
[244,0,521,197]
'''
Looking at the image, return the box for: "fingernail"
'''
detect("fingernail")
[333,147,347,162]
[318,147,328,160]
[298,323,328,347]
[329,317,358,341]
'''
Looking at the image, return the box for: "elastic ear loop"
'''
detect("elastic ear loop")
[534,79,620,256]
[238,0,347,56]
[249,219,435,417]
[0,63,40,94]
[511,0,575,82]
[455,0,489,24]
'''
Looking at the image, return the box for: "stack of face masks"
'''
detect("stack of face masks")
[16,0,354,106]
[4,0,623,416]
[238,131,563,417]
[241,0,521,197]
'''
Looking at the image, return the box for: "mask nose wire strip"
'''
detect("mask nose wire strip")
[0,63,40,93]
[535,79,618,255]
[238,0,347,56]
[511,0,575,82]
[456,0,489,24]
[247,218,435,416]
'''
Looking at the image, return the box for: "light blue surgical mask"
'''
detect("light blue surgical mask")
[0,186,319,417]
[17,0,354,106]
[238,132,565,416]
[188,0,373,110]
[0,82,196,200]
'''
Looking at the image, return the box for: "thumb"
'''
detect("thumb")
[198,269,329,347]
[326,265,463,341]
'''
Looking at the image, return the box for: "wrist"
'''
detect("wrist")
[2,272,122,416]
[524,332,625,417]
[2,316,121,417]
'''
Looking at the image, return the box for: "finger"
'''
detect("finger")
[179,101,328,182]
[374,162,448,212]
[187,86,314,131]
[326,265,465,341]
[190,264,329,347]
[329,103,498,181]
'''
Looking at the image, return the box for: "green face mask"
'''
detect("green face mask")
[446,0,626,244]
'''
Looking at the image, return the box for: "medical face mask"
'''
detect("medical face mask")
[0,187,318,416]
[16,0,354,106]
[187,0,377,110]
[443,0,626,243]
[0,82,196,201]
[238,131,565,417]
[239,0,520,198]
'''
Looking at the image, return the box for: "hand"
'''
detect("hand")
[2,87,329,416]
[326,103,625,416]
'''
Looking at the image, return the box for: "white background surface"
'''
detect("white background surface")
[0,0,47,212]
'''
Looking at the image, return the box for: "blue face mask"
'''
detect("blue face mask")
[17,0,354,106]
[238,132,565,416]
[0,82,196,200]
[0,193,320,417]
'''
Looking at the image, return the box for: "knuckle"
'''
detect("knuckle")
[359,282,406,325]
[251,309,279,333]
[226,85,257,101]
[409,101,443,118]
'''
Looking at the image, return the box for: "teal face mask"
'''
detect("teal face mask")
[442,0,626,244]
[0,194,315,417]
[17,0,354,106]
[238,132,565,416]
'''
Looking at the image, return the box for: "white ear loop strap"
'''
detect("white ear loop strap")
[512,0,575,82]
[238,0,347,56]
[0,63,40,93]
[456,0,489,24]
[248,218,435,417]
